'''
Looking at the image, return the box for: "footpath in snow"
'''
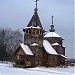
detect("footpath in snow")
[0,62,75,75]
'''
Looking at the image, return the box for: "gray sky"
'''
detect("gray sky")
[0,0,74,59]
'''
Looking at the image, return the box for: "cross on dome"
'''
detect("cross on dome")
[34,0,39,12]
[51,15,54,25]
[49,15,55,32]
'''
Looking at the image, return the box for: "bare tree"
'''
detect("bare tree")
[0,28,23,61]
[4,29,23,55]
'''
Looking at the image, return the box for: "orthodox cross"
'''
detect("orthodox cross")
[51,15,54,25]
[35,0,39,9]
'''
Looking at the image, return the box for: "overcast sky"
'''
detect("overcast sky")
[0,0,74,59]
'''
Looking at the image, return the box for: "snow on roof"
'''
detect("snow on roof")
[25,26,41,29]
[59,54,68,59]
[20,43,33,55]
[31,43,39,46]
[62,45,66,47]
[44,32,61,38]
[43,40,58,55]
[52,43,66,47]
[52,42,61,46]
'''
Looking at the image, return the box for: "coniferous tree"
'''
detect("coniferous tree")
[0,29,7,61]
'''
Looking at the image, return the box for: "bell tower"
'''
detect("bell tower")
[23,0,44,47]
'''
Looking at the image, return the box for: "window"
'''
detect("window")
[33,30,35,34]
[29,30,31,34]
[36,31,39,34]
[26,30,28,33]
[40,31,42,35]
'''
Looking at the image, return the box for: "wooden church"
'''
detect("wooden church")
[13,0,68,68]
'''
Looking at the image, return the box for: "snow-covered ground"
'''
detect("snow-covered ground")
[0,62,75,75]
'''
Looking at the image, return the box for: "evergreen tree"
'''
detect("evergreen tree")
[0,29,7,61]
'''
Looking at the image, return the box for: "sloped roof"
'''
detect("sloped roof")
[59,54,68,59]
[27,11,43,29]
[52,42,61,46]
[44,32,61,38]
[43,40,58,55]
[20,43,33,55]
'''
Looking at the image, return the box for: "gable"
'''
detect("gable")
[14,44,33,56]
[20,43,33,55]
[16,47,25,55]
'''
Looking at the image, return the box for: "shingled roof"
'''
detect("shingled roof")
[27,11,43,29]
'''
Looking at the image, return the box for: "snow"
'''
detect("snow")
[25,26,41,29]
[43,40,58,55]
[20,43,33,55]
[0,62,75,75]
[52,42,61,46]
[62,45,66,47]
[31,43,39,46]
[44,32,61,37]
[59,54,68,59]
